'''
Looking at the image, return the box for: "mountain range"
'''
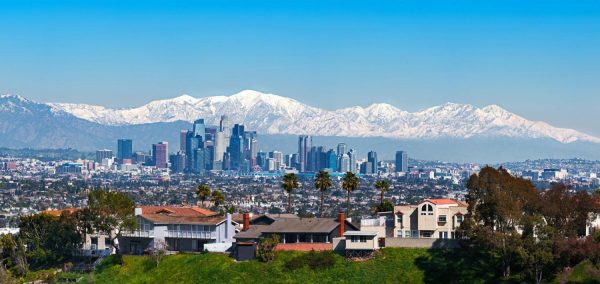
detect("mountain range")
[1,90,600,162]
[47,90,599,144]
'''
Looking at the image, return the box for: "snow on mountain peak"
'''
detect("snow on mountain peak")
[41,90,600,144]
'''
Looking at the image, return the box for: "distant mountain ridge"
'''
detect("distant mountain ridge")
[1,92,600,162]
[45,90,600,144]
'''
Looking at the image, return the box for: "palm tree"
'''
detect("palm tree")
[211,190,225,208]
[196,184,211,206]
[374,180,390,205]
[341,172,359,215]
[314,170,333,217]
[282,173,300,213]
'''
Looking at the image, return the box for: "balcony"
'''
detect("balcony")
[166,230,216,239]
[361,218,384,227]
[121,230,153,238]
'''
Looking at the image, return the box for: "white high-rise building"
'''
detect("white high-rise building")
[338,154,350,173]
[348,149,357,173]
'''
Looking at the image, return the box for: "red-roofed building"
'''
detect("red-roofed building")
[121,205,235,255]
[393,198,467,239]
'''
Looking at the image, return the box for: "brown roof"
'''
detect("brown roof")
[233,225,270,239]
[140,214,226,225]
[275,243,333,251]
[139,206,216,217]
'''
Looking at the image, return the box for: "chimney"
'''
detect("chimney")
[338,211,345,237]
[243,212,250,231]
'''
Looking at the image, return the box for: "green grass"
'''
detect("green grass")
[62,248,501,284]
[564,260,600,284]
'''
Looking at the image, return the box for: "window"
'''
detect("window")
[438,215,447,223]
[421,204,434,215]
[421,231,433,238]
[396,214,403,224]
[398,230,403,238]
[438,232,443,239]
[411,230,418,238]
[360,236,367,243]
[456,215,464,224]
[405,231,411,238]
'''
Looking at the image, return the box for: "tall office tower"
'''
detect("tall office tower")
[204,146,215,171]
[169,152,186,173]
[152,142,168,169]
[297,135,312,172]
[214,131,226,166]
[338,154,350,173]
[291,153,300,169]
[284,154,293,167]
[307,146,325,172]
[337,143,348,157]
[360,161,373,175]
[185,131,203,172]
[256,151,267,170]
[325,149,337,171]
[395,151,408,173]
[228,124,245,171]
[270,151,284,170]
[347,149,357,173]
[219,115,232,151]
[193,148,206,174]
[193,119,206,138]
[117,139,133,162]
[179,130,188,152]
[95,149,113,163]
[367,151,378,175]
[204,126,217,143]
[244,131,258,169]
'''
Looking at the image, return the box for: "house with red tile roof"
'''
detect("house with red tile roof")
[120,205,235,255]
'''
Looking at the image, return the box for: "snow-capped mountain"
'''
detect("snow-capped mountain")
[47,90,600,144]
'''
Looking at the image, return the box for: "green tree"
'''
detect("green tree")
[520,214,555,284]
[463,166,538,278]
[374,180,390,205]
[314,170,333,217]
[196,184,211,206]
[88,190,137,265]
[375,199,394,213]
[282,173,300,213]
[18,212,81,268]
[342,172,359,215]
[211,190,225,208]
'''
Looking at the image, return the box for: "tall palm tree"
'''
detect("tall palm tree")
[196,184,211,206]
[282,173,300,213]
[314,170,333,217]
[374,180,390,205]
[342,172,359,215]
[211,190,225,208]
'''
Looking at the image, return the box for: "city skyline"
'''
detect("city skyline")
[1,1,600,136]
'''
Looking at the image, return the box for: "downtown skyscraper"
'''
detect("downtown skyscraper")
[297,135,312,172]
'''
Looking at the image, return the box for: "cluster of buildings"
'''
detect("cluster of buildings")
[40,197,599,261]
[88,116,411,177]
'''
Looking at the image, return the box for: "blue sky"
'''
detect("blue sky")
[1,0,600,136]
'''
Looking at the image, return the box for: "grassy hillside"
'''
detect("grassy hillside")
[65,248,499,284]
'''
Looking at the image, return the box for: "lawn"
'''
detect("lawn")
[65,247,500,284]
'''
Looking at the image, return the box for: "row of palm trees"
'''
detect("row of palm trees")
[283,171,390,217]
[195,172,391,217]
[195,184,225,207]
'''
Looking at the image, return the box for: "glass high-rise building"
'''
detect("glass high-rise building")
[367,151,378,174]
[152,141,168,169]
[395,151,408,173]
[297,135,311,172]
[117,139,133,162]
